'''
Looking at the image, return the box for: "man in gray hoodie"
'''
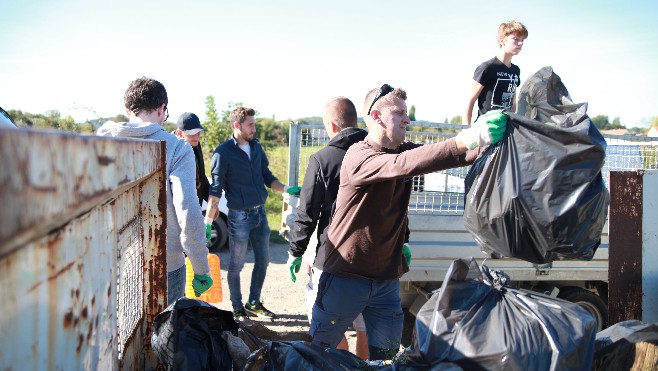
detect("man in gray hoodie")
[97,77,213,305]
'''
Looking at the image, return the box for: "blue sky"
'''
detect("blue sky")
[1,0,657,127]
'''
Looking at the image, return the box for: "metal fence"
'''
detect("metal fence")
[287,122,658,215]
[0,128,167,370]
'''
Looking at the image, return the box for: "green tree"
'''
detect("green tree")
[450,116,463,124]
[112,114,129,123]
[611,117,622,128]
[59,115,79,133]
[257,117,289,143]
[220,102,244,124]
[409,105,416,121]
[591,115,625,130]
[591,115,611,130]
[163,122,177,132]
[45,110,61,129]
[7,109,32,127]
[78,122,96,133]
[202,96,231,157]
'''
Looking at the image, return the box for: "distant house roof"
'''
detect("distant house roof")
[600,128,628,136]
[648,126,658,137]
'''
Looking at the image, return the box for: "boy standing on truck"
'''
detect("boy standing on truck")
[464,20,528,125]
[287,97,369,359]
[310,84,508,360]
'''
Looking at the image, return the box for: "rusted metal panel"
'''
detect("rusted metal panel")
[0,129,166,370]
[0,129,163,258]
[608,171,643,324]
[641,171,658,323]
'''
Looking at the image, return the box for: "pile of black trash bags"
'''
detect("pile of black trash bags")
[152,258,607,370]
[151,297,366,370]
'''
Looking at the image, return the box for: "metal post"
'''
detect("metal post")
[287,120,300,187]
[608,170,658,324]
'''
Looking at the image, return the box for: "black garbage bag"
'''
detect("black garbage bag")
[464,67,609,264]
[405,258,597,371]
[242,340,365,370]
[152,297,239,371]
[517,66,587,127]
[594,320,658,370]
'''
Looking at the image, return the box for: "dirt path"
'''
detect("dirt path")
[211,243,359,351]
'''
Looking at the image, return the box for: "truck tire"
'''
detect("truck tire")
[558,287,608,331]
[208,216,228,252]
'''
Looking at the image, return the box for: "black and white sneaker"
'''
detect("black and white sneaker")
[244,300,276,319]
[232,307,248,321]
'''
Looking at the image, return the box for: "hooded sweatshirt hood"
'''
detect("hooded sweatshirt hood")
[96,120,164,138]
[327,127,368,151]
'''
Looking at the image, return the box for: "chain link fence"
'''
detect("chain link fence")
[289,122,658,215]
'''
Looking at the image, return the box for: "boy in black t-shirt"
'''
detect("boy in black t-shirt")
[464,20,528,125]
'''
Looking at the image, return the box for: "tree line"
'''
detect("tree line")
[5,101,656,140]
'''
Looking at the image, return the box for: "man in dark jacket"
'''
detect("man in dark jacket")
[287,97,368,358]
[206,107,298,320]
[175,112,210,206]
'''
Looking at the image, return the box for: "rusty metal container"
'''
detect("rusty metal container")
[0,128,167,370]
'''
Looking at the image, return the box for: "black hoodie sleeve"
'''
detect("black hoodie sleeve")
[193,144,210,205]
[288,155,326,257]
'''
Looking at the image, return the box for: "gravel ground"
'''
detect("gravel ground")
[210,242,360,352]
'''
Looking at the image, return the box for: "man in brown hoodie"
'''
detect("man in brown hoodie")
[310,84,508,360]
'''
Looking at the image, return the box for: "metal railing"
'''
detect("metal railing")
[287,122,658,215]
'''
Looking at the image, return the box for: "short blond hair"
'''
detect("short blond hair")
[363,87,407,116]
[497,20,528,47]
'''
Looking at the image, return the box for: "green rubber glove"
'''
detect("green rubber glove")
[286,185,302,196]
[192,273,213,297]
[287,253,302,283]
[402,244,412,266]
[457,109,508,149]
[205,223,212,242]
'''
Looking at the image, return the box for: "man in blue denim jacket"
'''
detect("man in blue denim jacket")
[206,107,298,320]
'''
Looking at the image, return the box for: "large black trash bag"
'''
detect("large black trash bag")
[242,340,365,370]
[464,67,609,264]
[404,258,597,371]
[151,297,239,371]
[594,320,658,369]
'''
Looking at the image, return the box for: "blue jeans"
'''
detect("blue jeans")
[167,264,186,306]
[310,272,403,360]
[227,205,271,310]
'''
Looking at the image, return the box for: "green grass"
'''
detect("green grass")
[263,143,289,243]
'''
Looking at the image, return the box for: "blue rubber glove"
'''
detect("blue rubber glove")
[286,185,302,196]
[287,253,302,283]
[402,244,412,266]
[457,109,508,149]
[192,273,213,297]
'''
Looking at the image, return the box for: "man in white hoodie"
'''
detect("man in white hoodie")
[97,77,213,305]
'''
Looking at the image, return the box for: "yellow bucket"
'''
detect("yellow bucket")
[185,254,222,303]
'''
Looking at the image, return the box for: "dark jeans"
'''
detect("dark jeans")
[226,205,270,310]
